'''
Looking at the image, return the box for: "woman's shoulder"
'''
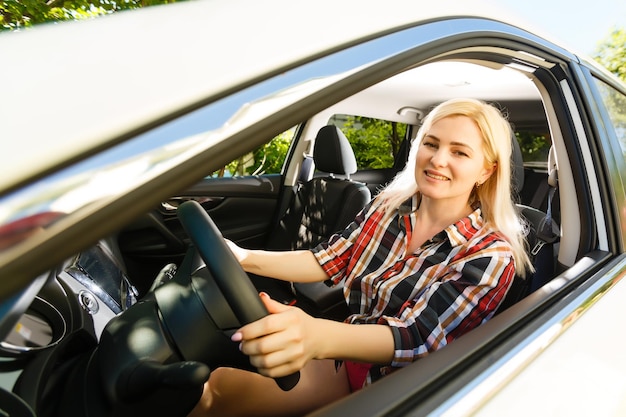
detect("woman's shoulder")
[462,213,514,251]
[364,194,390,217]
[474,225,515,255]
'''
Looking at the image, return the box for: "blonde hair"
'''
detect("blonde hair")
[378,98,532,277]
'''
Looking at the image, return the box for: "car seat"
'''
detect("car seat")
[250,126,370,317]
[265,125,371,251]
[495,138,560,313]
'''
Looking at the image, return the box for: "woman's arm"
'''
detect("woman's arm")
[226,200,375,284]
[313,317,394,364]
[233,294,394,378]
[227,240,328,283]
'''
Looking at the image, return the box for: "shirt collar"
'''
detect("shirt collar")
[445,207,484,247]
[400,199,484,248]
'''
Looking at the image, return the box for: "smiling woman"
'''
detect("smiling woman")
[186,98,530,417]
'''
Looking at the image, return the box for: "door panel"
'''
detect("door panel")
[165,174,282,246]
[117,174,282,288]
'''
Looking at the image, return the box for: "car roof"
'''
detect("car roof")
[317,61,544,126]
[0,0,568,194]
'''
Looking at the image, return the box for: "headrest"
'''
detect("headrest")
[313,125,358,175]
[510,132,524,194]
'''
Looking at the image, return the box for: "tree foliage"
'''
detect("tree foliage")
[594,27,626,82]
[340,116,407,170]
[248,132,292,175]
[593,27,626,152]
[0,0,182,31]
[515,131,551,163]
[211,129,293,178]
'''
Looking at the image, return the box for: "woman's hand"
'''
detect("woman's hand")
[225,238,248,264]
[231,293,321,378]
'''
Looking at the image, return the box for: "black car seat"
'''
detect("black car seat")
[251,126,370,316]
[265,125,371,251]
[495,137,560,313]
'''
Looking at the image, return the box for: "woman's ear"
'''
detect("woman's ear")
[480,161,497,184]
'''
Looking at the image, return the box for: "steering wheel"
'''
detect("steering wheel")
[176,200,300,391]
[55,200,299,417]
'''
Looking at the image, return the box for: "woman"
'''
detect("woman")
[189,98,532,416]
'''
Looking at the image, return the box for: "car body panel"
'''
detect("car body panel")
[0,0,572,194]
[308,251,615,416]
[472,256,626,417]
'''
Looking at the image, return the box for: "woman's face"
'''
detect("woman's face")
[415,115,495,206]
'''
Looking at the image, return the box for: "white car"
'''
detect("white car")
[1,1,626,416]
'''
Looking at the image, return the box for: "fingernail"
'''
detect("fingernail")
[259,291,268,298]
[231,332,242,342]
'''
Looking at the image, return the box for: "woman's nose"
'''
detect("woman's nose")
[430,149,448,167]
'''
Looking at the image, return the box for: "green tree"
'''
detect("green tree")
[593,27,626,153]
[1,0,182,31]
[248,132,292,175]
[594,27,626,82]
[340,116,407,170]
[211,129,293,178]
[515,131,551,164]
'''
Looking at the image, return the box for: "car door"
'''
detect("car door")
[309,44,623,412]
[115,125,302,293]
[159,125,301,249]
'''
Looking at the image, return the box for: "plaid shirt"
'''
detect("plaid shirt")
[311,197,515,383]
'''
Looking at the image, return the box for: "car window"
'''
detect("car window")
[515,129,551,168]
[328,114,548,170]
[208,127,297,177]
[593,78,626,155]
[328,115,408,169]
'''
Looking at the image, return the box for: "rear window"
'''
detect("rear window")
[515,130,551,169]
[328,115,408,170]
[593,78,626,155]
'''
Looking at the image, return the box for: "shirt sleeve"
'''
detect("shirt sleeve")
[380,243,515,367]
[311,200,376,286]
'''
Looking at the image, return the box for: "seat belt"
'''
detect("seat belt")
[276,154,312,224]
[529,147,559,292]
[530,179,549,209]
[265,154,312,249]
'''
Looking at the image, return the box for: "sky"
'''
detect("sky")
[494,0,626,55]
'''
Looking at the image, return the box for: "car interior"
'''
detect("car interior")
[4,43,607,416]
[114,58,567,317]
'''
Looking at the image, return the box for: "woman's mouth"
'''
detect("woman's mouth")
[425,171,450,181]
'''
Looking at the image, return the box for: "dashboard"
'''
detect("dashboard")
[1,239,137,358]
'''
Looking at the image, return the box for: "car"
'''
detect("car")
[1,0,626,415]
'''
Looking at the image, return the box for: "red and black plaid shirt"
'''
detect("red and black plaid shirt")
[312,196,515,384]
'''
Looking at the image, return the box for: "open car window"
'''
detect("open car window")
[208,127,297,178]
